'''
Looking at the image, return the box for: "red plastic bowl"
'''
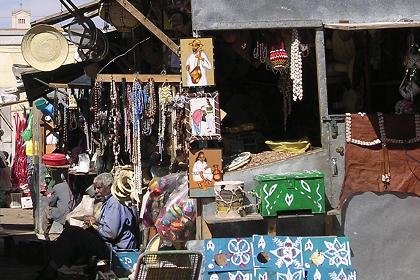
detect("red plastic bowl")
[42,153,68,166]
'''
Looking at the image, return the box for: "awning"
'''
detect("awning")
[324,21,420,30]
[21,63,87,103]
[191,0,420,31]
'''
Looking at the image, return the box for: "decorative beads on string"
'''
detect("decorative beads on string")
[345,112,420,147]
[92,82,102,132]
[131,79,143,193]
[157,85,172,160]
[290,29,303,101]
[253,41,268,63]
[111,80,120,166]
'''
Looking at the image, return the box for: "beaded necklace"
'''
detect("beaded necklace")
[290,29,303,101]
[157,85,172,160]
[345,112,420,146]
[62,93,69,150]
[92,82,102,132]
[131,79,143,193]
[253,41,268,63]
[111,80,120,166]
[279,73,292,131]
[141,86,152,136]
[141,79,156,136]
[172,88,187,161]
[146,79,157,118]
[125,84,133,159]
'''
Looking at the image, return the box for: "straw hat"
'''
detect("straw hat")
[21,24,69,71]
[188,38,204,48]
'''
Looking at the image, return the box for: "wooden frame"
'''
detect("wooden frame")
[95,74,181,83]
[185,91,221,142]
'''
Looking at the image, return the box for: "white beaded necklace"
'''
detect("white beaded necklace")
[290,29,303,101]
[111,80,120,166]
[157,85,173,161]
[345,113,381,146]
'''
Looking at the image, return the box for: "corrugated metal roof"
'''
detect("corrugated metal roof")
[191,0,420,30]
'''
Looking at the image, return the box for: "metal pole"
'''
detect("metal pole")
[315,28,329,148]
[32,107,41,233]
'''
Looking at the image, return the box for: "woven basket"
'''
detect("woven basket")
[99,1,139,32]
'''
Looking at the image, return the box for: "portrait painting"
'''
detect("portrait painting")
[186,91,221,142]
[180,37,215,87]
[189,149,222,189]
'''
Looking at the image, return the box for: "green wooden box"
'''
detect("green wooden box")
[253,170,325,216]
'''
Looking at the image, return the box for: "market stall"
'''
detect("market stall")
[8,0,420,279]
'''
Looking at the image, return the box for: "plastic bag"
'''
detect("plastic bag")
[142,172,186,228]
[155,178,196,242]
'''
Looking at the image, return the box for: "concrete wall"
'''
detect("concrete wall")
[11,10,31,30]
[343,192,420,280]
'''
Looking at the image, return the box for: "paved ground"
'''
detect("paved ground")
[0,208,43,280]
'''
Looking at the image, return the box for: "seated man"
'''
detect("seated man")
[42,168,72,238]
[38,173,138,280]
[66,184,102,227]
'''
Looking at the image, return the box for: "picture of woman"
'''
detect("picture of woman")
[189,97,216,136]
[189,149,222,189]
[192,151,213,188]
[191,106,207,135]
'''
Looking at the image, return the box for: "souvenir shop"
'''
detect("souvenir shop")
[9,0,420,279]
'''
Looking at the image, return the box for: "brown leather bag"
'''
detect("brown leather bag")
[190,56,202,84]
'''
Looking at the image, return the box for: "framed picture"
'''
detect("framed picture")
[180,37,215,87]
[189,148,223,189]
[186,91,222,142]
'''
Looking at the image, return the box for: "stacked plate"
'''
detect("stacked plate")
[21,24,69,71]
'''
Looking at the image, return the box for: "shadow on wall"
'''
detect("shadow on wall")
[342,191,420,280]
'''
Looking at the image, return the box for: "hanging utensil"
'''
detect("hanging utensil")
[59,0,98,48]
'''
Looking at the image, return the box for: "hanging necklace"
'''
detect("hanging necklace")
[145,78,157,118]
[290,29,303,101]
[111,79,120,166]
[92,82,102,132]
[279,73,292,131]
[125,84,133,159]
[61,92,69,151]
[141,84,152,136]
[140,79,156,136]
[131,79,143,193]
[173,88,187,162]
[158,84,172,160]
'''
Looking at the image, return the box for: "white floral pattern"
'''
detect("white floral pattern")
[329,269,356,280]
[271,237,302,268]
[228,239,252,266]
[323,239,350,268]
[228,271,251,280]
[304,239,313,251]
[276,268,303,280]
